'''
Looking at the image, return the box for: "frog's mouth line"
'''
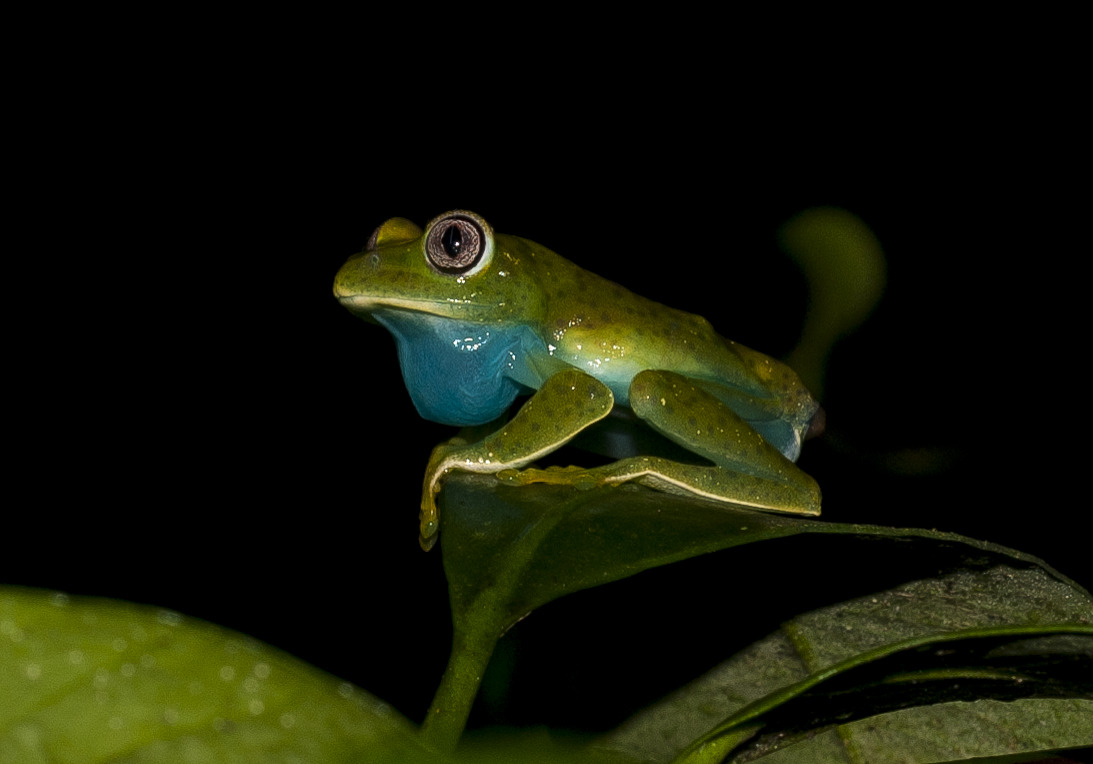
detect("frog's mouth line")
[336,294,485,317]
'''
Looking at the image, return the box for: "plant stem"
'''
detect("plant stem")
[420,623,497,753]
[420,482,584,752]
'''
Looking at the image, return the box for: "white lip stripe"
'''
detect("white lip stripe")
[336,296,480,316]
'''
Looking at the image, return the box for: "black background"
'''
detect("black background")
[8,64,1084,738]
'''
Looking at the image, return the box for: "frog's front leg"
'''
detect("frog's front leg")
[419,368,614,550]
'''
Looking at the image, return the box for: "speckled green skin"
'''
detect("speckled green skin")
[334,211,821,550]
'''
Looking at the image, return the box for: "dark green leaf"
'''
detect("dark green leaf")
[438,475,1080,637]
[597,561,1093,763]
[676,627,1093,763]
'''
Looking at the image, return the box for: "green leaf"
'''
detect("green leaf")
[676,628,1093,764]
[422,475,1089,752]
[0,587,439,763]
[439,476,1035,635]
[596,562,1093,763]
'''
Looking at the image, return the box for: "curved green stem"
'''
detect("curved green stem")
[420,483,587,753]
[420,623,498,753]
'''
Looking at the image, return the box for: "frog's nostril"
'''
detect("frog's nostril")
[806,405,826,440]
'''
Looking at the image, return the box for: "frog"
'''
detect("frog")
[333,210,823,551]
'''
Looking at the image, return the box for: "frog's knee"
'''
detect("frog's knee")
[629,369,660,401]
[629,369,686,416]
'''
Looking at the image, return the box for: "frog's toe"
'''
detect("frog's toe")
[418,514,439,551]
[496,468,522,483]
[419,531,438,552]
[420,512,438,536]
[418,494,440,551]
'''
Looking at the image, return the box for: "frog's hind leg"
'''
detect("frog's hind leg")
[420,368,615,549]
[566,369,821,516]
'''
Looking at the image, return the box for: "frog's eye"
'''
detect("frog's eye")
[425,213,491,275]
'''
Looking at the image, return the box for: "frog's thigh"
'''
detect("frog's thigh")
[618,369,821,515]
[419,368,614,547]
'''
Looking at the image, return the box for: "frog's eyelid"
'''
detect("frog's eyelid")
[365,224,381,252]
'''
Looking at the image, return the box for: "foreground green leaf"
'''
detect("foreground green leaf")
[0,587,438,764]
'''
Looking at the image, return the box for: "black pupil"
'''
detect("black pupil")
[441,225,463,257]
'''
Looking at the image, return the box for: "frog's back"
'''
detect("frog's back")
[517,244,817,457]
[520,247,762,394]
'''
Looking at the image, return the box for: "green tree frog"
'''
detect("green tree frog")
[334,211,823,550]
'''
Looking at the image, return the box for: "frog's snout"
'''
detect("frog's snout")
[806,405,826,440]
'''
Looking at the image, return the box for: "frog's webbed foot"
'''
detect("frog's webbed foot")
[417,369,614,551]
[497,464,604,491]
